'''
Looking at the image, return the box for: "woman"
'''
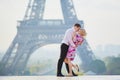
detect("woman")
[64,29,87,76]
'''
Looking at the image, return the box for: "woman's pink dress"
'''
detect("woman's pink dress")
[66,34,84,61]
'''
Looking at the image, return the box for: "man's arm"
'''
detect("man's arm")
[66,30,76,47]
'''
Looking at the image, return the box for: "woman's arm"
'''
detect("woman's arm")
[77,39,84,45]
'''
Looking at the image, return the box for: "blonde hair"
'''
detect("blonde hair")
[78,29,87,37]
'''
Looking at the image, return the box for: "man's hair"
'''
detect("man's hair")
[74,23,81,28]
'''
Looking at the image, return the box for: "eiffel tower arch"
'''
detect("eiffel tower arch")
[1,0,95,75]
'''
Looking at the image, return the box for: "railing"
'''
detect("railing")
[38,20,64,26]
[17,19,64,27]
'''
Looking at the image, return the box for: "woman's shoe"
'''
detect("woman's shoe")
[72,71,78,76]
[76,64,79,72]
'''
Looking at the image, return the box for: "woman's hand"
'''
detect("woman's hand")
[77,41,83,45]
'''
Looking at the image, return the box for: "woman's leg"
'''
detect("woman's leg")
[65,63,78,76]
[72,64,79,72]
[64,58,72,75]
[64,58,68,63]
[67,59,73,75]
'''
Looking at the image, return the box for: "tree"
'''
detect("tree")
[89,59,106,74]
[104,56,120,75]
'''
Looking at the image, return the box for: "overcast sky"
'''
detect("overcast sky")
[0,0,120,52]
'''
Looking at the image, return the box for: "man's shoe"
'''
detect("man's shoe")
[57,74,64,77]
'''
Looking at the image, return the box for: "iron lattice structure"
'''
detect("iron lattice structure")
[1,0,95,75]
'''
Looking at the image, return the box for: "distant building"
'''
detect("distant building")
[94,44,120,58]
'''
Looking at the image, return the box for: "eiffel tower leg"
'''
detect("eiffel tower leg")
[8,40,47,75]
[77,40,95,71]
[0,35,20,75]
[0,32,31,75]
[9,45,29,75]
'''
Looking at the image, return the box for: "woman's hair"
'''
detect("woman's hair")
[78,29,87,36]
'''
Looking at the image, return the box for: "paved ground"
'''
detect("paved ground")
[0,76,120,80]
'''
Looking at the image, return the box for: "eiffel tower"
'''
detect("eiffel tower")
[1,0,95,75]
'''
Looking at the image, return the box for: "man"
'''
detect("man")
[57,23,81,77]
